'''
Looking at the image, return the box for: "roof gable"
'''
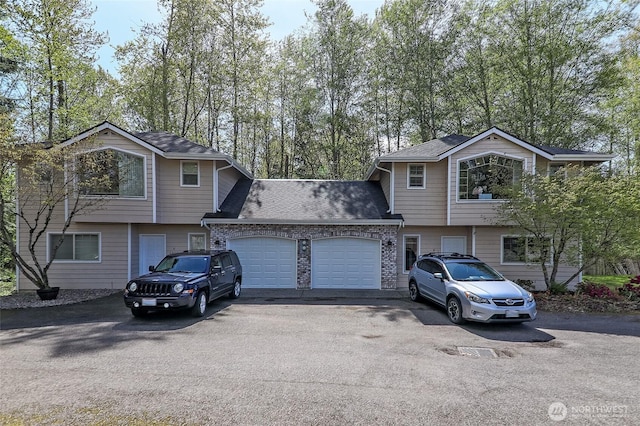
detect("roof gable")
[367,127,613,178]
[57,121,252,178]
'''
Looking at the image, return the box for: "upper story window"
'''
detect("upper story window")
[77,149,144,197]
[458,154,523,200]
[181,161,199,186]
[407,164,426,189]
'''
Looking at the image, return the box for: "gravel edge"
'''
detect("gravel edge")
[0,289,121,310]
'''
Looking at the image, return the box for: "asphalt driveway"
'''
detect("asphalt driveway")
[1,290,639,425]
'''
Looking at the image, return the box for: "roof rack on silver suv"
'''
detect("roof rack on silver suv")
[421,252,479,260]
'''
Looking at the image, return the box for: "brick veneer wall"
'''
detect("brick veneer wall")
[208,224,398,289]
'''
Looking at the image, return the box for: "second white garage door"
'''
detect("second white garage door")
[312,238,381,289]
[228,237,297,288]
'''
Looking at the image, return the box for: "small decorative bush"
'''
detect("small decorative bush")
[577,282,618,299]
[548,282,568,294]
[618,275,640,301]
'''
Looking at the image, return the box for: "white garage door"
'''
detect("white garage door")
[228,237,297,288]
[312,238,381,289]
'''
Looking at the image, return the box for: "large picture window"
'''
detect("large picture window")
[77,149,144,197]
[49,233,100,262]
[459,154,523,200]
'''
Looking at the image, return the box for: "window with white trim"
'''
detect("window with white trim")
[181,161,199,186]
[49,233,100,262]
[403,235,419,272]
[189,233,206,250]
[407,164,426,189]
[77,149,144,197]
[502,236,550,264]
[458,154,523,200]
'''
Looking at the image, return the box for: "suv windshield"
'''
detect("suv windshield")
[155,256,209,273]
[445,261,504,281]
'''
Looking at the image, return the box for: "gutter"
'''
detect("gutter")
[201,218,405,226]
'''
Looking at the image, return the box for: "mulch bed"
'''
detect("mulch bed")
[534,292,640,314]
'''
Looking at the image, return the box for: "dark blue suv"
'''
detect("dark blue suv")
[124,250,242,317]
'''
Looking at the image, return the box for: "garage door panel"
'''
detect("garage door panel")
[228,238,296,288]
[312,238,380,289]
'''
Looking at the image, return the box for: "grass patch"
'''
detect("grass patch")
[583,275,631,290]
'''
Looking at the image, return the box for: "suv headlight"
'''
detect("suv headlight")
[173,283,184,293]
[526,292,535,303]
[128,282,137,292]
[464,291,489,304]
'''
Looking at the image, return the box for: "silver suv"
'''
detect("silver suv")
[408,253,536,324]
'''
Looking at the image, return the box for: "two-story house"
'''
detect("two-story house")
[15,123,612,292]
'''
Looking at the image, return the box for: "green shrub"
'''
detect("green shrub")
[548,282,569,294]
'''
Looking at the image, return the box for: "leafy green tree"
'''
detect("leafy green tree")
[494,165,640,288]
[0,137,114,290]
[310,0,370,179]
[467,0,632,148]
[5,0,108,142]
[374,0,460,144]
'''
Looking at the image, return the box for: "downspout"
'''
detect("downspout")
[375,164,394,214]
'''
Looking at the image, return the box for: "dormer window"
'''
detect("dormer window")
[407,164,426,189]
[181,161,199,186]
[458,154,523,200]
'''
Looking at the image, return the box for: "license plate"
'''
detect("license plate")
[142,298,157,307]
[506,310,520,318]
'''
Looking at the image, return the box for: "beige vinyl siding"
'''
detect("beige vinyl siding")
[378,166,391,204]
[74,131,154,223]
[394,162,447,226]
[218,166,244,208]
[474,226,580,290]
[18,223,129,290]
[449,135,535,226]
[136,224,211,255]
[156,158,215,223]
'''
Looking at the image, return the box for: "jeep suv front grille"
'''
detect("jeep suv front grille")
[492,298,525,306]
[136,283,173,296]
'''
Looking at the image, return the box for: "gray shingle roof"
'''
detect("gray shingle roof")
[204,179,401,223]
[378,134,471,160]
[134,131,221,155]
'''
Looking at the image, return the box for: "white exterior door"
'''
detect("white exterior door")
[228,237,297,288]
[139,234,166,275]
[312,238,380,289]
[441,236,467,255]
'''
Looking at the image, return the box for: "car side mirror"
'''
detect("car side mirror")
[211,265,222,274]
[149,265,155,272]
[433,272,443,280]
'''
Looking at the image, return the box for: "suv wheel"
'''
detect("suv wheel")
[447,296,465,324]
[191,291,207,317]
[229,280,241,299]
[408,281,421,302]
